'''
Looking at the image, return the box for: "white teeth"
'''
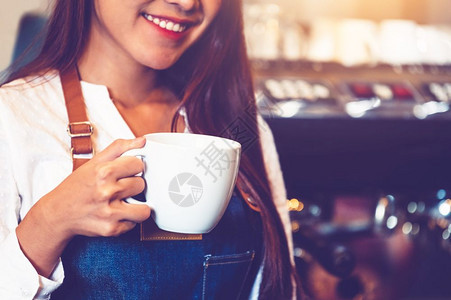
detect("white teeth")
[144,13,187,33]
[166,21,174,31]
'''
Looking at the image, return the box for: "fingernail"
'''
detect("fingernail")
[135,136,146,144]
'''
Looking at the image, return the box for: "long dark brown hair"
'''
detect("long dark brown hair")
[6,0,301,298]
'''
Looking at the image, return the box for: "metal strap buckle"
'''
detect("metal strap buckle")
[70,147,95,159]
[67,121,94,138]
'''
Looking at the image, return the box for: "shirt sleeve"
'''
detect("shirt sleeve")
[257,116,293,257]
[0,88,64,300]
[249,116,296,299]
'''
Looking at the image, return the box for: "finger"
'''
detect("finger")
[98,220,138,237]
[113,220,138,236]
[114,200,152,223]
[115,176,146,200]
[121,220,138,230]
[94,156,145,184]
[94,137,146,162]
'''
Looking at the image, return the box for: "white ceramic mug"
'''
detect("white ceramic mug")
[123,133,241,234]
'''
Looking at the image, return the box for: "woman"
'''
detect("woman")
[0,0,300,299]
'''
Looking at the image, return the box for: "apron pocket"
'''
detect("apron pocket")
[202,250,255,300]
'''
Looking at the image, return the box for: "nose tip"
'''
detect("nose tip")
[166,0,199,11]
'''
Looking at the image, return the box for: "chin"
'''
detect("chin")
[138,54,181,71]
[148,62,176,70]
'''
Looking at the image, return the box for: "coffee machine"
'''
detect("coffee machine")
[245,1,451,298]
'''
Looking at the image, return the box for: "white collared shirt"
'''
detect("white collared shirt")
[0,71,291,299]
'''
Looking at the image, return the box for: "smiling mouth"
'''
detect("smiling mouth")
[142,13,193,33]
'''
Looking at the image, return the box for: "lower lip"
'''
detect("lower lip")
[143,16,189,40]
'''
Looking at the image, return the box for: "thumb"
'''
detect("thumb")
[94,137,146,162]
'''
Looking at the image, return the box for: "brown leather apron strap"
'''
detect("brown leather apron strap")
[60,67,93,171]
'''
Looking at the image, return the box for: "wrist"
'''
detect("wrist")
[16,198,72,277]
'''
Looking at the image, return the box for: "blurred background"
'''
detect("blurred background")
[0,0,46,71]
[244,1,451,300]
[1,0,451,299]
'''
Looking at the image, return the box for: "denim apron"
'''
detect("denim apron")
[51,191,262,300]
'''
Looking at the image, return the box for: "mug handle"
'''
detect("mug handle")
[125,197,148,205]
[121,148,148,206]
